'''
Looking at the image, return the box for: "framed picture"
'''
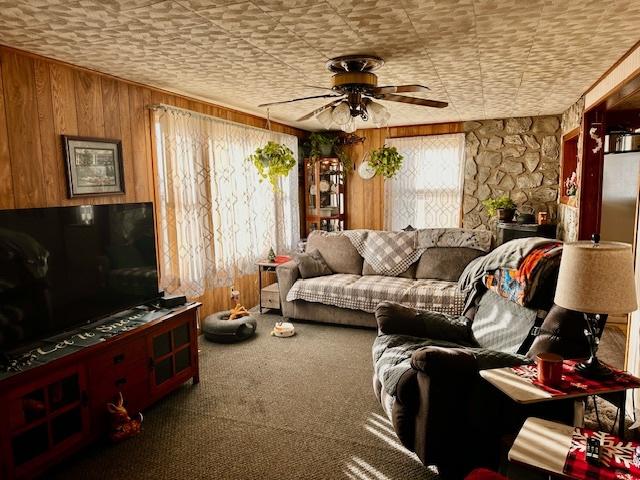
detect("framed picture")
[63,135,125,198]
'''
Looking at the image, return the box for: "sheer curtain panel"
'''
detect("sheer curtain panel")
[153,105,299,298]
[384,134,465,231]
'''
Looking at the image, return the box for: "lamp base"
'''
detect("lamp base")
[575,356,614,379]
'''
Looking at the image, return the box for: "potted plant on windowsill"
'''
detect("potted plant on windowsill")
[247,141,296,191]
[367,145,404,179]
[482,195,517,223]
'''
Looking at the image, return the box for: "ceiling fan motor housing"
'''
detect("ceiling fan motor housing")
[331,71,377,91]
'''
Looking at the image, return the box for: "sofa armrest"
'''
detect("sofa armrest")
[375,301,475,345]
[410,346,478,377]
[276,260,299,317]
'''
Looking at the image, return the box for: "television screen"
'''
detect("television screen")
[0,202,159,353]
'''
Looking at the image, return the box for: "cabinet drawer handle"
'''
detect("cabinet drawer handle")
[113,354,125,364]
[115,377,127,387]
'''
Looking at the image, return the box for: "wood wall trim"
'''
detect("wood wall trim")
[0,44,306,138]
[562,127,580,142]
[584,39,640,98]
[585,65,640,114]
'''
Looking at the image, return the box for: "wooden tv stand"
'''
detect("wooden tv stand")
[0,302,201,479]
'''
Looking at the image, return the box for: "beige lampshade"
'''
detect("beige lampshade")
[554,241,637,315]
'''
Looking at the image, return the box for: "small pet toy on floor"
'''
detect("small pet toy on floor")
[229,304,250,320]
[271,322,295,337]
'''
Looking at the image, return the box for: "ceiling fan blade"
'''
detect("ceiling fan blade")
[258,94,340,108]
[373,84,430,94]
[303,84,337,93]
[297,98,344,121]
[376,93,448,108]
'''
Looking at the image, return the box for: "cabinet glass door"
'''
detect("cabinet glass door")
[10,368,87,470]
[150,320,192,389]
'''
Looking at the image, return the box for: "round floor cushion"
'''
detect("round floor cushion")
[202,311,257,343]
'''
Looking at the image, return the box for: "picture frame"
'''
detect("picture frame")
[63,135,125,198]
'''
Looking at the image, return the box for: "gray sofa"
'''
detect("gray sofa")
[276,229,492,328]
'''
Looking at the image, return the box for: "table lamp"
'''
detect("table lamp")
[554,235,637,378]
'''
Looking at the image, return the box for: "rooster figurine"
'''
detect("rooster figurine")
[106,392,143,442]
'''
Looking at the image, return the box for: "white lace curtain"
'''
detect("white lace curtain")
[153,105,299,298]
[384,134,465,230]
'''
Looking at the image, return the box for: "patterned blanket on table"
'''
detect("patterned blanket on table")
[286,274,465,316]
[484,242,562,306]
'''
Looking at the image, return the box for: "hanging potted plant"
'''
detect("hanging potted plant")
[367,145,404,179]
[307,132,337,158]
[247,141,296,191]
[482,195,517,222]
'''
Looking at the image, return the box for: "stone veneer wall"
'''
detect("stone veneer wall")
[557,97,585,241]
[462,116,562,230]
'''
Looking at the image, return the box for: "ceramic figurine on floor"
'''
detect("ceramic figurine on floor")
[106,392,143,442]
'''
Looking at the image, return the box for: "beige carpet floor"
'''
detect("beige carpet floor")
[50,312,437,480]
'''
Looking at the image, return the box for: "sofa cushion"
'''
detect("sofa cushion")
[471,291,537,354]
[362,260,417,278]
[296,250,332,279]
[286,274,465,316]
[416,247,485,281]
[306,231,363,275]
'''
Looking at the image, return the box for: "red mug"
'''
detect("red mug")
[536,353,564,387]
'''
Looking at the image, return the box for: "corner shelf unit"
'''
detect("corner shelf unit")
[303,157,346,236]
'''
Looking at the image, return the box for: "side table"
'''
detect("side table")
[480,364,634,438]
[508,417,640,479]
[508,417,577,479]
[496,222,556,246]
[256,260,279,313]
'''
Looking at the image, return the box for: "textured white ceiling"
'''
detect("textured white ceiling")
[1,0,639,130]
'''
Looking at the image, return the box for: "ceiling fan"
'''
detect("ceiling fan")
[258,55,448,132]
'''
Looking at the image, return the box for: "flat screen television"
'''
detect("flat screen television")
[0,202,159,353]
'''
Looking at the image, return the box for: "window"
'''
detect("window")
[153,106,299,297]
[384,134,465,230]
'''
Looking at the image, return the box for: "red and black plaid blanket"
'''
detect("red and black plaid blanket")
[510,360,640,396]
[564,427,640,479]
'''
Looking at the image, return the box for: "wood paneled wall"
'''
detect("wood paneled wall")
[345,122,463,230]
[0,45,303,316]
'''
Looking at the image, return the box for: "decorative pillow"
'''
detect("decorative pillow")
[362,261,417,278]
[415,247,484,281]
[471,291,537,354]
[526,305,591,360]
[305,231,363,275]
[296,250,332,279]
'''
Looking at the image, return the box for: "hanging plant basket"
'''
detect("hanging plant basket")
[247,141,296,191]
[368,145,404,179]
[307,132,337,159]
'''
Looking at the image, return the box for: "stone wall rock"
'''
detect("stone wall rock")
[463,115,561,230]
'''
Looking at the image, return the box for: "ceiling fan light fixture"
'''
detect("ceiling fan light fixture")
[332,101,351,125]
[316,107,334,129]
[342,117,357,133]
[367,100,390,127]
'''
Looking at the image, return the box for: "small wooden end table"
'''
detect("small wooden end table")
[480,365,631,438]
[256,260,279,313]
